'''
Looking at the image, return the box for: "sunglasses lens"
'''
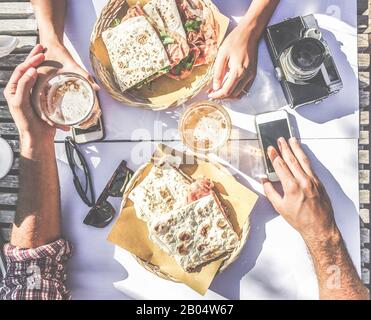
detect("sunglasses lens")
[83,200,115,228]
[108,167,133,197]
[65,138,95,206]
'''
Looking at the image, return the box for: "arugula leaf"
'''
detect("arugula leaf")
[171,50,197,75]
[160,66,171,73]
[159,31,174,45]
[112,18,121,27]
[180,51,196,70]
[184,19,202,32]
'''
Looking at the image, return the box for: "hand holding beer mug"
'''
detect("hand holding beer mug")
[32,72,101,130]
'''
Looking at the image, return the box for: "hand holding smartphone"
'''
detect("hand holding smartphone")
[255,110,293,181]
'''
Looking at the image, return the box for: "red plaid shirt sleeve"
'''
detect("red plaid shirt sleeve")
[0,239,72,300]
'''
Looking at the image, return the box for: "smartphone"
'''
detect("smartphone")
[72,116,105,144]
[72,92,105,144]
[255,110,293,182]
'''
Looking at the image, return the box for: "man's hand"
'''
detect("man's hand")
[4,44,56,145]
[262,137,369,300]
[262,137,337,242]
[31,43,101,130]
[208,24,258,99]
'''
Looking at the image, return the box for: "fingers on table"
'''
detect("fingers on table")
[209,68,239,99]
[232,69,256,99]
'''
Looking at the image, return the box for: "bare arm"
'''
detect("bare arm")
[263,137,369,300]
[30,0,100,126]
[4,45,60,248]
[305,228,368,300]
[209,0,280,99]
[240,0,280,40]
[30,0,66,46]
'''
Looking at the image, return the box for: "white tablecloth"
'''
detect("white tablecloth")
[56,139,360,300]
[56,0,358,142]
[54,0,361,300]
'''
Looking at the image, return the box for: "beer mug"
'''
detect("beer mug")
[32,72,101,129]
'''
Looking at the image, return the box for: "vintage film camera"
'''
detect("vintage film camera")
[265,15,343,108]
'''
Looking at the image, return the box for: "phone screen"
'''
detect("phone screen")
[259,119,291,173]
[74,119,102,135]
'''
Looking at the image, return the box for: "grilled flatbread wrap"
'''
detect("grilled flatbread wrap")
[167,0,220,80]
[102,15,170,91]
[128,164,192,222]
[122,3,189,68]
[143,0,187,40]
[149,193,239,272]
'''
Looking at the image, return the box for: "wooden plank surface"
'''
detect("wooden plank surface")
[0,87,6,103]
[0,193,17,206]
[0,175,18,189]
[0,122,18,135]
[0,2,33,18]
[0,53,27,69]
[5,139,19,152]
[13,35,37,53]
[11,157,19,170]
[0,18,37,35]
[0,228,11,242]
[0,210,15,224]
[0,70,12,86]
[0,105,12,119]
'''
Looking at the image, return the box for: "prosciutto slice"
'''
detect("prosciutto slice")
[187,177,214,203]
[168,0,219,80]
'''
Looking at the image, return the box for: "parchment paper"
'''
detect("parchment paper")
[108,144,258,295]
[90,0,230,108]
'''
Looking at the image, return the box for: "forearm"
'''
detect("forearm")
[30,0,66,46]
[304,227,369,300]
[11,135,61,248]
[239,0,280,41]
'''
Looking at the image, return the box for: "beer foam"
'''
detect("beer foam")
[47,76,93,125]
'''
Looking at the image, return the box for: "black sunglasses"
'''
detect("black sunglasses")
[64,137,134,228]
[65,137,95,207]
[83,160,133,228]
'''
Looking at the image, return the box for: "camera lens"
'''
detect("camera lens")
[291,38,325,71]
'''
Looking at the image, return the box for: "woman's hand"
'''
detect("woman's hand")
[209,22,259,100]
[41,42,100,91]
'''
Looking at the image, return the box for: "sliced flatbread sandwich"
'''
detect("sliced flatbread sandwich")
[149,193,239,272]
[102,15,170,92]
[128,163,192,222]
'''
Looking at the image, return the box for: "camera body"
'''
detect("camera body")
[265,15,343,108]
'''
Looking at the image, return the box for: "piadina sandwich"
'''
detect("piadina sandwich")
[128,163,239,273]
[102,0,220,91]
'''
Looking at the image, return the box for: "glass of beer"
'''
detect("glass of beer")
[33,72,100,129]
[179,100,232,154]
